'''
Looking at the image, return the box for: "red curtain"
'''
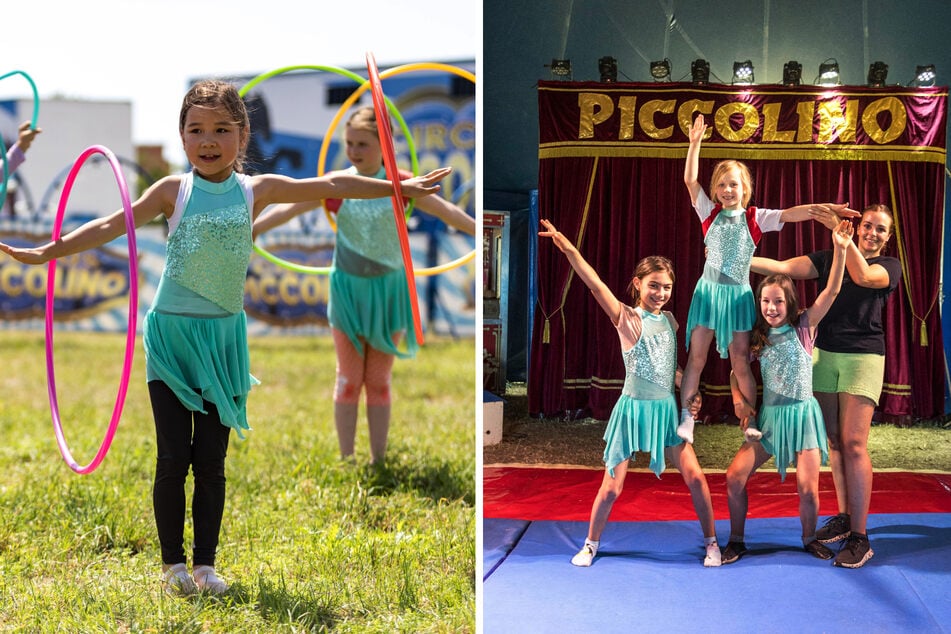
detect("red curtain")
[529,81,948,421]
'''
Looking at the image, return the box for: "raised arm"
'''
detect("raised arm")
[804,220,852,328]
[0,177,177,265]
[750,254,818,279]
[843,241,892,289]
[683,115,706,205]
[538,219,621,322]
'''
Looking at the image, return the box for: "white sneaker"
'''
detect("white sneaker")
[193,565,229,595]
[677,418,695,444]
[571,545,596,567]
[744,426,763,442]
[162,563,197,597]
[704,542,722,567]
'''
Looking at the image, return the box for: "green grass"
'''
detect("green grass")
[0,331,475,632]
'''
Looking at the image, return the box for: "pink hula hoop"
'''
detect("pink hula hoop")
[45,145,139,474]
[365,51,424,345]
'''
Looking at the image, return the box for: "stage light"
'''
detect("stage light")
[782,60,802,86]
[650,59,671,81]
[867,61,888,87]
[732,60,754,85]
[817,59,840,86]
[913,64,936,86]
[691,59,710,85]
[599,56,618,83]
[548,59,572,80]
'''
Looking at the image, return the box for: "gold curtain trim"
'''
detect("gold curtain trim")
[539,143,947,164]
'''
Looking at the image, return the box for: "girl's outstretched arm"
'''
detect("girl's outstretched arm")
[252,201,318,239]
[683,115,706,205]
[251,167,452,212]
[0,177,177,265]
[779,202,860,224]
[805,219,852,329]
[538,219,621,322]
[750,255,817,279]
[413,193,476,236]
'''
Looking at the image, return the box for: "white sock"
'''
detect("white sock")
[704,536,718,546]
[584,539,600,553]
[680,409,695,424]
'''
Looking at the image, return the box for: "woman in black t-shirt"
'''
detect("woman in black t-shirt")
[750,204,900,569]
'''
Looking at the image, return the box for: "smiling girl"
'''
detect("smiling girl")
[0,80,451,596]
[720,219,852,565]
[537,219,720,568]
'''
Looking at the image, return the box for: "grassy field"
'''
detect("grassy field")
[0,331,475,632]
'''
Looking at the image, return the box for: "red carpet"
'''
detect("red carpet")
[483,466,951,521]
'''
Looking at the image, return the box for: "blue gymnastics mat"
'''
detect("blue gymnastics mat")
[482,513,951,633]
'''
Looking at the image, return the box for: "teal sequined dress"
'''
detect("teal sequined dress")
[143,171,259,438]
[757,318,829,480]
[329,166,417,358]
[602,306,682,478]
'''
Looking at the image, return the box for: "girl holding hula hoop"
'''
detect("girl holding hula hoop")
[254,106,476,466]
[0,80,451,597]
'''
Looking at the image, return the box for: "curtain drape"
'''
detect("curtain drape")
[530,81,948,421]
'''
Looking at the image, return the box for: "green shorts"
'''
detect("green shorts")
[811,347,885,405]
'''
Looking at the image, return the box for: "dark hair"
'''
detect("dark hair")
[627,255,675,303]
[862,203,895,253]
[179,80,250,172]
[750,274,801,356]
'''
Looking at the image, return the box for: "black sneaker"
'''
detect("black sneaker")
[804,539,834,560]
[833,533,874,568]
[720,541,747,565]
[816,513,851,544]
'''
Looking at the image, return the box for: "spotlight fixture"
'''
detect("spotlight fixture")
[599,56,618,83]
[548,58,572,80]
[732,60,754,85]
[817,59,840,86]
[867,61,888,87]
[913,64,936,87]
[650,58,671,81]
[691,59,710,85]
[782,60,802,86]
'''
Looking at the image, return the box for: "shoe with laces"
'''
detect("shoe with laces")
[571,544,596,567]
[162,563,198,597]
[804,539,834,560]
[816,513,851,544]
[704,542,722,567]
[720,541,747,565]
[193,565,229,594]
[833,534,874,568]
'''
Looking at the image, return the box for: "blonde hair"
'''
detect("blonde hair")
[346,106,381,138]
[709,159,753,207]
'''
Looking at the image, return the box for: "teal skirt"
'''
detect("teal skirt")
[759,398,829,481]
[685,276,756,358]
[329,267,419,359]
[143,310,259,438]
[602,394,681,478]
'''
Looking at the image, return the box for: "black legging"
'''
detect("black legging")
[149,380,231,567]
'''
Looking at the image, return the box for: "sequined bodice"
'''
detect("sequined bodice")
[621,309,676,400]
[335,166,403,274]
[164,173,252,313]
[760,325,813,405]
[703,212,755,284]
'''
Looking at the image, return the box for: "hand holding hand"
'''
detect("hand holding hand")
[687,392,703,418]
[832,218,854,249]
[734,398,756,423]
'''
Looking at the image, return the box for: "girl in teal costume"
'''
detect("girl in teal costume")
[537,219,720,568]
[720,219,852,565]
[255,106,475,465]
[0,81,451,597]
